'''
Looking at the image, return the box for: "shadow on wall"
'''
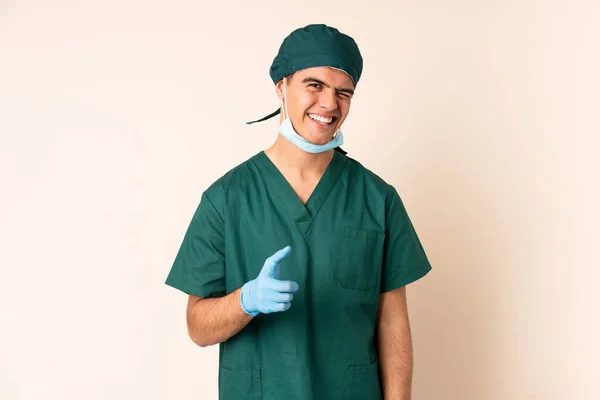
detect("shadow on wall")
[407,156,503,400]
[0,373,20,400]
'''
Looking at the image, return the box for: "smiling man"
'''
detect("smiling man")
[165,24,432,400]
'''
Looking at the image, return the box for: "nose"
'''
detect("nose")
[318,89,338,112]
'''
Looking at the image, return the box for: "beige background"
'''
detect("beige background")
[1,1,598,399]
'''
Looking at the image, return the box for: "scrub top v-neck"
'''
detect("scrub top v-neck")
[254,150,346,236]
[165,150,432,400]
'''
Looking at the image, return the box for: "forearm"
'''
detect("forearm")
[186,287,253,347]
[377,320,414,400]
[376,286,414,400]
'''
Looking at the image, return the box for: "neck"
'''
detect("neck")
[265,134,334,177]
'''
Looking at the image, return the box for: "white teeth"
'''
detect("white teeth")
[309,113,333,124]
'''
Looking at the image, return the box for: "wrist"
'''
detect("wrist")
[240,281,260,317]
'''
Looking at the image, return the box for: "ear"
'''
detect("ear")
[275,79,285,101]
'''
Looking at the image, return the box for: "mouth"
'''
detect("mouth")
[307,113,338,126]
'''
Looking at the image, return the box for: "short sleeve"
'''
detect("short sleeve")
[165,190,226,298]
[380,186,432,293]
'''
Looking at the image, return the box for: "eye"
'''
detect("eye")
[308,83,322,89]
[337,92,351,100]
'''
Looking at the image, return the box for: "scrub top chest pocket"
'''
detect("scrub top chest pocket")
[336,227,385,291]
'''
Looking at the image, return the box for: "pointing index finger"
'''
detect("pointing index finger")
[269,245,292,265]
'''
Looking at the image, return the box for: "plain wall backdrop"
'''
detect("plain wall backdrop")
[1,1,598,399]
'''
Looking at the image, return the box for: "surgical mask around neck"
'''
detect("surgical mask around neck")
[278,78,344,154]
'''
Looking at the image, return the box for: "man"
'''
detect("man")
[165,24,432,400]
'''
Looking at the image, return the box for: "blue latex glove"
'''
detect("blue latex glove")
[240,246,299,316]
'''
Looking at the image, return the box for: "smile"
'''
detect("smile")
[308,113,336,125]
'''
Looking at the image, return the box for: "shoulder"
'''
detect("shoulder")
[343,155,397,200]
[201,152,263,205]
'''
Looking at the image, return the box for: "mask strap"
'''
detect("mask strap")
[282,77,290,119]
[331,122,341,138]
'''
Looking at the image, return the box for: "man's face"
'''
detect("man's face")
[276,67,355,145]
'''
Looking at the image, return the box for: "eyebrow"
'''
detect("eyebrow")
[301,77,355,95]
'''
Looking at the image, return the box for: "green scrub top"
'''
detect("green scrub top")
[165,150,432,400]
